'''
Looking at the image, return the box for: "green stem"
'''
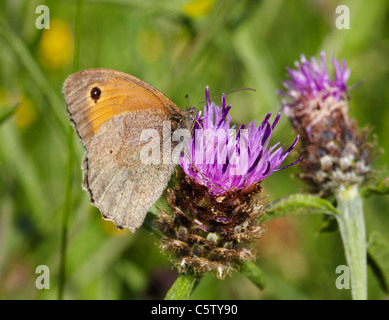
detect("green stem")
[0,103,19,126]
[335,184,367,300]
[239,260,266,290]
[165,274,200,300]
[58,128,74,300]
[57,0,84,300]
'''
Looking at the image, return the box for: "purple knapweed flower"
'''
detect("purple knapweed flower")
[179,86,300,196]
[156,86,301,279]
[278,52,374,192]
[279,51,350,102]
[278,51,351,139]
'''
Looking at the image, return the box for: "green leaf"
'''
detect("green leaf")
[239,260,266,290]
[367,231,389,293]
[262,193,339,222]
[165,273,200,300]
[0,104,19,126]
[361,177,389,197]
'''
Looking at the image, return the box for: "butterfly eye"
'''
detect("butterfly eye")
[90,87,101,102]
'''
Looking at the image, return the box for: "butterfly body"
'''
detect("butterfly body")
[63,68,195,232]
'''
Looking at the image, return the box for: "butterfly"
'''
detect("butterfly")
[63,68,195,232]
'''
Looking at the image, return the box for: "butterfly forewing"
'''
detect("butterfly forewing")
[63,68,193,232]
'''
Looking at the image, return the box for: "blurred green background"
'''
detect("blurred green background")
[0,0,388,300]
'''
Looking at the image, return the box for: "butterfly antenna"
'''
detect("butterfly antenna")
[191,88,256,148]
[194,119,217,148]
[192,87,256,108]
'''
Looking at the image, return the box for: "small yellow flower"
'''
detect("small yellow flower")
[182,0,215,18]
[0,88,36,129]
[15,97,36,129]
[38,19,73,69]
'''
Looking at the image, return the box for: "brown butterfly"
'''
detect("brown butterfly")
[63,68,195,232]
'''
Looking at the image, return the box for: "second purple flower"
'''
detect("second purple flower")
[278,52,374,193]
